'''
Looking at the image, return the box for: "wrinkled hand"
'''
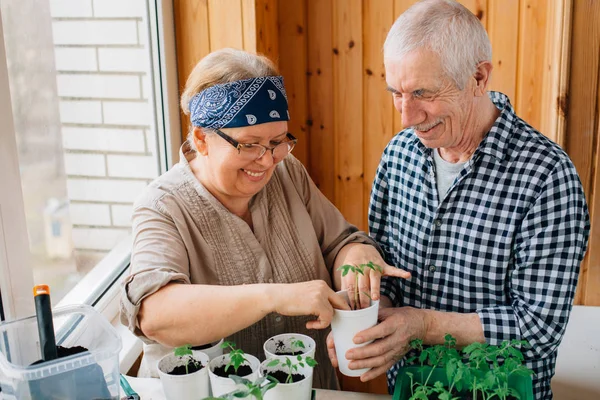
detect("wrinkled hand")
[337,245,411,309]
[271,280,350,330]
[327,307,427,381]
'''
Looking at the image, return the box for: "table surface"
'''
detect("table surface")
[121,376,391,399]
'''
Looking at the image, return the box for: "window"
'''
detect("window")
[0,0,180,321]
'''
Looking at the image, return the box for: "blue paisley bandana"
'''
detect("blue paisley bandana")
[189,76,290,129]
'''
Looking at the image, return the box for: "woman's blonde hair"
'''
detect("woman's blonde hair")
[181,48,278,147]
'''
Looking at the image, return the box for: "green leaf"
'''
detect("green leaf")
[267,359,280,367]
[306,357,318,367]
[174,344,193,357]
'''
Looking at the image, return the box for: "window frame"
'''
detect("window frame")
[0,0,180,372]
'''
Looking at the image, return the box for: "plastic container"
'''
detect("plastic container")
[263,333,316,360]
[157,350,210,400]
[208,353,260,397]
[259,358,313,400]
[330,290,379,377]
[392,366,534,400]
[0,304,122,399]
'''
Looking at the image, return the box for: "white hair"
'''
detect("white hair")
[383,0,491,89]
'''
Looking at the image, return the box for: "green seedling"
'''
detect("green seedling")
[337,261,383,310]
[202,375,278,400]
[406,334,534,400]
[220,341,248,374]
[266,355,318,384]
[290,337,306,353]
[173,344,201,375]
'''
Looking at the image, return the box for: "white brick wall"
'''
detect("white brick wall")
[111,204,133,227]
[98,48,148,72]
[50,0,93,18]
[55,48,97,72]
[67,179,148,203]
[62,127,146,152]
[69,203,111,226]
[92,0,146,18]
[103,101,150,125]
[59,101,102,124]
[138,21,147,46]
[57,74,141,99]
[64,153,106,176]
[72,227,129,250]
[53,21,138,45]
[107,154,157,179]
[53,1,160,256]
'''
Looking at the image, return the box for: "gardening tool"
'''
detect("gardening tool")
[28,286,112,399]
[120,374,141,400]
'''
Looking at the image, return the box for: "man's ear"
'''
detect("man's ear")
[193,127,209,155]
[472,61,493,96]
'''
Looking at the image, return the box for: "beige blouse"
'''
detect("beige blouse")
[120,143,379,388]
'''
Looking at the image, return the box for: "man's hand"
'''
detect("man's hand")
[335,243,411,309]
[327,307,428,381]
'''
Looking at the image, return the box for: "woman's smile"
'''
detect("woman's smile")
[241,168,267,181]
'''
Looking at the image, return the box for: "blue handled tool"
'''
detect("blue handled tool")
[120,374,140,400]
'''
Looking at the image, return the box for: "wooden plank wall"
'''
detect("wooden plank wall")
[173,0,599,322]
[278,0,566,230]
[173,0,278,140]
[567,0,600,307]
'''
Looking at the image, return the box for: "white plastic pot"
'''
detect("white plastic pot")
[192,338,224,360]
[263,333,316,360]
[259,358,313,400]
[330,290,379,377]
[208,353,260,397]
[157,350,210,400]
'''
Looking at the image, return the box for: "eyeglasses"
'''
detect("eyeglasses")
[213,128,297,161]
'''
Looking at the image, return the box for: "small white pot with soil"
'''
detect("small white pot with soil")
[157,350,210,400]
[191,338,224,360]
[330,290,379,377]
[263,333,316,359]
[259,357,314,400]
[208,353,260,397]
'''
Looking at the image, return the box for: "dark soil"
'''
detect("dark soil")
[272,339,303,356]
[28,345,111,400]
[30,345,88,365]
[191,343,212,350]
[267,370,305,384]
[167,359,205,375]
[191,341,219,351]
[275,350,304,356]
[213,364,253,378]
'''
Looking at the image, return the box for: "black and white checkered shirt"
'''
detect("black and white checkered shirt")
[369,92,590,400]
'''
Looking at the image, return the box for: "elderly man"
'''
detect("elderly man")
[327,1,590,399]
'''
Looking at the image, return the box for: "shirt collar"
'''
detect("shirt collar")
[409,91,516,162]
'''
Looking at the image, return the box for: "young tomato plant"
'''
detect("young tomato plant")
[290,337,306,354]
[173,344,200,375]
[203,375,278,400]
[337,261,383,310]
[405,335,533,400]
[266,355,318,384]
[220,341,248,374]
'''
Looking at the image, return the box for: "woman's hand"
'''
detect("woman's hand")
[269,280,350,329]
[335,243,411,309]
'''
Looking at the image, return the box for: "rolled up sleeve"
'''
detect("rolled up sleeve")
[120,201,191,343]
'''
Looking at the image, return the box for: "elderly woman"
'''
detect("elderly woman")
[120,48,408,388]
